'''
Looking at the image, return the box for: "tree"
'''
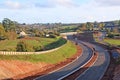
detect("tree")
[2,18,16,32]
[99,22,105,30]
[81,23,87,31]
[16,41,27,52]
[86,22,91,30]
[2,18,11,32]
[53,30,60,36]
[0,24,5,40]
[86,22,94,30]
[16,41,34,52]
[40,31,45,37]
[9,21,16,31]
[118,20,120,26]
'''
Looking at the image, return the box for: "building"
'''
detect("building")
[104,22,115,31]
[19,31,27,37]
[93,21,99,30]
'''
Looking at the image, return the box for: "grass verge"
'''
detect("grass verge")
[0,41,77,64]
[104,39,120,47]
[0,37,58,51]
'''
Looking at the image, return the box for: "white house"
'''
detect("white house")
[19,31,27,37]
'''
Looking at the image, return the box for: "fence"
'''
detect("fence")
[0,43,66,55]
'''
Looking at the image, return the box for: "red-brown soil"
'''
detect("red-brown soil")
[0,60,52,80]
[21,45,82,80]
[0,45,82,80]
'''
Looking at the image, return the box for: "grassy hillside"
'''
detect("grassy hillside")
[104,39,120,47]
[60,25,77,33]
[0,37,59,51]
[0,41,77,64]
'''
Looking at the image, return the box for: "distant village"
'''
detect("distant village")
[0,18,120,41]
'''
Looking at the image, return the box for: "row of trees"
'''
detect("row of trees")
[28,28,60,37]
[77,21,120,33]
[0,18,60,40]
[77,22,105,31]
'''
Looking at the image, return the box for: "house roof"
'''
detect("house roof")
[104,22,115,28]
[20,31,27,36]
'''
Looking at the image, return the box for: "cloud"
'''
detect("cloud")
[53,0,79,7]
[34,0,55,8]
[35,0,79,8]
[4,0,22,9]
[0,0,32,9]
[0,0,79,9]
[95,0,120,6]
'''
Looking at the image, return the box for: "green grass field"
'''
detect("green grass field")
[60,25,77,33]
[0,37,59,51]
[45,38,67,50]
[0,41,77,64]
[104,39,120,46]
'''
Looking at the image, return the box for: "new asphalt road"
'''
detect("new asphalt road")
[76,41,110,80]
[35,42,93,80]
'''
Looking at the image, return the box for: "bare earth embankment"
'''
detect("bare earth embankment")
[0,45,82,80]
[0,60,52,79]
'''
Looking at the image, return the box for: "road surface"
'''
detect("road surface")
[35,42,93,80]
[76,41,110,80]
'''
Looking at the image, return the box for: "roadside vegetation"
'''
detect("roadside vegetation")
[0,18,63,52]
[0,37,66,52]
[0,41,77,64]
[104,39,120,47]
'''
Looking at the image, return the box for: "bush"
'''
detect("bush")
[0,36,6,40]
[49,34,57,38]
[16,41,27,52]
[107,34,114,38]
[16,41,34,52]
[33,45,45,51]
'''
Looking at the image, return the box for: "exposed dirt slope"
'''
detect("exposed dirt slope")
[0,45,82,80]
[0,60,52,79]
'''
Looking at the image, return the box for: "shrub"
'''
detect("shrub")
[49,34,57,38]
[16,41,34,52]
[16,41,27,52]
[107,33,114,38]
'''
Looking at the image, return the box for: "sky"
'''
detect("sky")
[0,0,120,23]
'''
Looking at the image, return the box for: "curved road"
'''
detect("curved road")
[35,35,110,80]
[35,40,93,80]
[76,41,110,80]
